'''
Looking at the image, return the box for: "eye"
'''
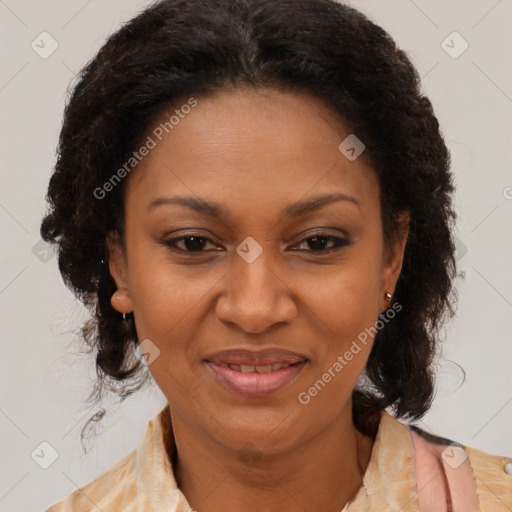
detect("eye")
[290,233,352,252]
[161,234,222,253]
[160,231,351,255]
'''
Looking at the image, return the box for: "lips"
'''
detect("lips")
[204,347,308,366]
[220,362,294,373]
[204,348,308,397]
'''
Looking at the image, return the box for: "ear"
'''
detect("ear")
[380,210,410,310]
[106,231,133,314]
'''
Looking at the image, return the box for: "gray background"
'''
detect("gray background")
[0,1,511,510]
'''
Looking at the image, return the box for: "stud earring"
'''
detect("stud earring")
[384,292,392,301]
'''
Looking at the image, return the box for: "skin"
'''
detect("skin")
[108,87,409,512]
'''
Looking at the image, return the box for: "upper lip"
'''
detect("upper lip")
[204,348,308,366]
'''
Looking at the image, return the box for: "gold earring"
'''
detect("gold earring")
[384,292,392,301]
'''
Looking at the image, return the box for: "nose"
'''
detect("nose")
[215,243,297,334]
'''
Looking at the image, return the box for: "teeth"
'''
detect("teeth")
[271,363,290,371]
[255,365,272,373]
[224,363,292,373]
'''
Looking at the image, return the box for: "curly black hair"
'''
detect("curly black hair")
[41,0,457,442]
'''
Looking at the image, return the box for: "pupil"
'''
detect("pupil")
[186,236,205,251]
[309,236,328,250]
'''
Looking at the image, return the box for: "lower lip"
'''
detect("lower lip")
[205,361,307,397]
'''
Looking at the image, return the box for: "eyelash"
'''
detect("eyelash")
[160,232,352,255]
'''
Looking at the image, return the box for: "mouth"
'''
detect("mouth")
[217,362,298,373]
[203,348,309,397]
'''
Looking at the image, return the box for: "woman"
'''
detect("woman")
[42,0,511,510]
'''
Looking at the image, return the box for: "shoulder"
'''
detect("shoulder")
[408,423,512,511]
[465,444,512,510]
[44,405,179,512]
[44,449,138,512]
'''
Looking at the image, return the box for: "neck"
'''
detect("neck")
[169,404,376,512]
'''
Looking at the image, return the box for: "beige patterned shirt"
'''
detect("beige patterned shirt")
[46,405,512,511]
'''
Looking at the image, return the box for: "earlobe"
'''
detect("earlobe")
[110,288,133,315]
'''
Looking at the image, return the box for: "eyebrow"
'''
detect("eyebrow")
[147,192,360,219]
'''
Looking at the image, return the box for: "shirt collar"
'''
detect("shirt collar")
[344,410,419,511]
[135,404,192,511]
[136,405,419,512]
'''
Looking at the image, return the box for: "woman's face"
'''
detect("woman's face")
[109,87,408,453]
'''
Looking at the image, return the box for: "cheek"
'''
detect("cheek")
[130,265,219,340]
[300,257,382,342]
[126,260,220,403]
[296,267,380,414]
[125,239,224,346]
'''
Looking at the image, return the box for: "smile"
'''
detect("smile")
[220,363,293,372]
[205,360,307,397]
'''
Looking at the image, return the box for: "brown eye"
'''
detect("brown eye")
[291,234,351,252]
[162,235,221,253]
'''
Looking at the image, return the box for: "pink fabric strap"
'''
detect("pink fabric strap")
[410,429,480,512]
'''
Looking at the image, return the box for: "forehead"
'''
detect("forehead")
[125,88,379,219]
